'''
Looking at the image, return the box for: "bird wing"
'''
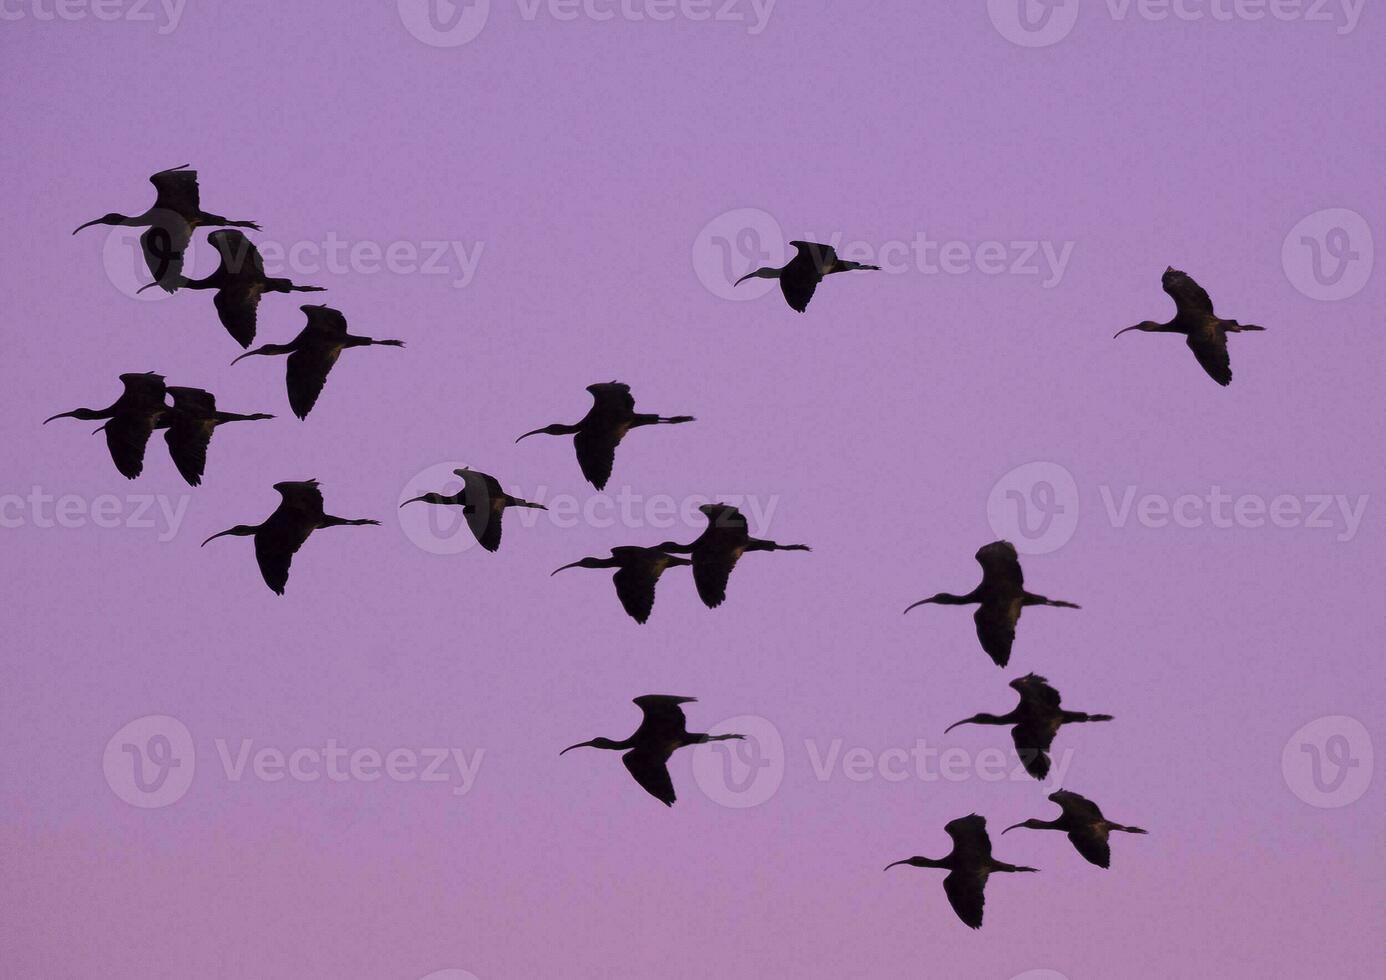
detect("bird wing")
[285,344,341,419]
[213,283,265,348]
[942,870,987,929]
[791,241,840,273]
[587,382,635,415]
[149,166,200,216]
[209,231,265,278]
[139,221,193,293]
[103,414,157,479]
[973,598,1020,667]
[302,305,349,337]
[275,480,325,512]
[1162,269,1215,316]
[455,469,501,551]
[476,496,506,553]
[944,814,992,860]
[573,427,620,490]
[1067,829,1112,868]
[167,387,217,414]
[692,547,741,609]
[622,748,676,806]
[975,540,1023,588]
[164,417,214,486]
[632,695,694,741]
[1050,790,1103,822]
[1186,325,1232,387]
[1011,719,1057,780]
[779,270,820,313]
[253,524,309,596]
[612,563,658,624]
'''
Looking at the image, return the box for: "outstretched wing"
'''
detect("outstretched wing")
[1162,268,1214,316]
[632,694,694,738]
[214,283,264,348]
[285,345,341,419]
[253,526,307,596]
[974,598,1021,667]
[164,417,215,486]
[692,548,741,609]
[1050,790,1104,823]
[1186,326,1232,386]
[944,814,992,861]
[140,220,193,292]
[1067,829,1112,868]
[780,271,819,313]
[149,166,200,217]
[942,870,987,929]
[208,230,265,278]
[573,427,620,490]
[587,382,635,416]
[103,414,157,479]
[622,749,676,806]
[975,540,1023,588]
[1012,720,1058,780]
[612,564,659,624]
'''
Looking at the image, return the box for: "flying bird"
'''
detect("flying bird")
[73,165,259,292]
[399,467,545,553]
[1114,266,1266,386]
[43,372,168,479]
[201,480,379,595]
[884,814,1037,929]
[159,386,273,487]
[945,673,1113,780]
[551,546,693,623]
[561,695,743,806]
[515,382,694,490]
[1003,790,1147,869]
[735,240,880,312]
[232,304,403,419]
[656,503,810,609]
[140,230,324,348]
[904,540,1079,668]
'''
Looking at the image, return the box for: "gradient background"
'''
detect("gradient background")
[1,3,1381,978]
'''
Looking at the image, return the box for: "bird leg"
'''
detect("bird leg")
[748,538,811,553]
[1021,591,1080,609]
[319,515,381,528]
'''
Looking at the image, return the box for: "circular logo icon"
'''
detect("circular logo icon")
[987,0,1079,48]
[1282,715,1373,808]
[692,207,785,301]
[1282,208,1374,301]
[98,208,201,302]
[987,461,1080,555]
[397,0,490,48]
[398,461,486,555]
[691,714,784,808]
[103,715,196,808]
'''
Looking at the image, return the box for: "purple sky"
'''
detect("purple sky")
[1,3,1381,978]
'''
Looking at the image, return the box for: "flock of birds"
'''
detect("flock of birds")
[57,164,1271,931]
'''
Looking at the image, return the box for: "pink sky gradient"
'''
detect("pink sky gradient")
[1,3,1381,978]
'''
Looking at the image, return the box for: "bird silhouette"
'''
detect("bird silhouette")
[43,372,168,479]
[945,674,1113,780]
[656,503,810,609]
[561,695,743,806]
[201,480,379,595]
[1114,266,1266,386]
[515,382,694,490]
[231,304,403,419]
[399,467,545,553]
[884,814,1037,929]
[73,165,259,293]
[1003,790,1147,869]
[160,386,273,487]
[735,240,880,312]
[139,230,324,348]
[904,541,1079,668]
[551,546,693,623]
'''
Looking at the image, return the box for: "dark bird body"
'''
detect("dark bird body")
[1114,267,1266,386]
[735,240,880,312]
[657,503,810,609]
[160,386,273,486]
[143,230,324,348]
[561,695,743,806]
[1004,790,1147,869]
[552,546,692,623]
[232,304,403,419]
[43,372,168,479]
[885,814,1037,929]
[946,674,1113,780]
[202,480,379,594]
[399,467,545,553]
[516,382,694,490]
[73,166,259,293]
[903,540,1078,668]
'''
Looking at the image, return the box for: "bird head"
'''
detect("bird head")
[72,212,127,234]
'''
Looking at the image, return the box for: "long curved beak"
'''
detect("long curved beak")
[943,718,969,734]
[551,561,585,576]
[902,598,934,615]
[883,859,911,872]
[559,740,595,756]
[515,428,546,443]
[399,496,427,508]
[230,349,264,366]
[1113,325,1141,339]
[72,219,103,235]
[134,281,162,294]
[42,410,76,424]
[201,529,236,547]
[1000,823,1025,834]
